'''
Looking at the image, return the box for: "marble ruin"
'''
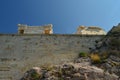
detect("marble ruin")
[76,25,106,35]
[18,24,53,34]
[18,24,106,35]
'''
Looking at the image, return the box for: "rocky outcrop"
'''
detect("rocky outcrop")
[101,55,120,76]
[93,23,120,53]
[21,61,119,80]
[91,23,120,77]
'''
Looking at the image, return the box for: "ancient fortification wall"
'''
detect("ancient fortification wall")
[0,34,104,80]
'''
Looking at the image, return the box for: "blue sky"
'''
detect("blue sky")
[0,0,120,34]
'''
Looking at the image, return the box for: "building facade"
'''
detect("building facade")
[18,24,53,34]
[76,25,106,35]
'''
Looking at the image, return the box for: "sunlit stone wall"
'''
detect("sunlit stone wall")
[0,34,103,80]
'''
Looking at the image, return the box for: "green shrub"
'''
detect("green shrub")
[79,52,88,57]
[31,71,41,80]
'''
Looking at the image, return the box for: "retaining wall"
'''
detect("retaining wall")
[0,34,104,80]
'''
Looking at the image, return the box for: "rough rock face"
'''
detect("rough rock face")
[92,23,120,77]
[21,62,119,80]
[93,24,120,53]
[101,55,120,76]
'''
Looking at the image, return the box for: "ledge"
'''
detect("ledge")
[0,34,106,37]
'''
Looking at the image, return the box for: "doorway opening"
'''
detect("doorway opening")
[19,29,24,34]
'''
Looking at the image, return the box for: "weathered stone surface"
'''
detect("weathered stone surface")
[76,25,106,35]
[18,24,53,34]
[0,34,103,79]
[91,23,120,77]
[21,62,119,80]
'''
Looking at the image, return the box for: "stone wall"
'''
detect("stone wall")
[0,34,104,80]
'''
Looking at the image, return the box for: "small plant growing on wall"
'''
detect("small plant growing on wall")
[31,71,41,80]
[79,52,88,57]
[21,69,42,80]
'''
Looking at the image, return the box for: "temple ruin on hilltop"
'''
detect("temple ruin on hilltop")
[76,25,106,35]
[18,24,106,35]
[18,24,53,34]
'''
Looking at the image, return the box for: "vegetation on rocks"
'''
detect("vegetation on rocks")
[90,53,101,64]
[91,24,120,77]
[21,62,118,80]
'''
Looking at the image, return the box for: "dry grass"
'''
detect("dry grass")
[90,54,101,64]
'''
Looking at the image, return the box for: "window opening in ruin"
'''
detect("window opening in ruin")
[44,29,50,34]
[19,29,24,34]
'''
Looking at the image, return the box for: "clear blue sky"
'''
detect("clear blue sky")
[0,0,120,34]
